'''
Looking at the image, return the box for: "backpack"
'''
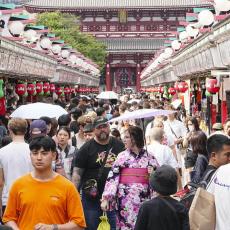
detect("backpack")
[179,168,216,209]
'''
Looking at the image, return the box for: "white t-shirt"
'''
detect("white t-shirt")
[0,142,33,205]
[145,122,175,147]
[207,164,230,230]
[147,142,178,168]
[164,119,187,141]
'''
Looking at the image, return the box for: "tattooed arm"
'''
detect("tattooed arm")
[72,167,85,189]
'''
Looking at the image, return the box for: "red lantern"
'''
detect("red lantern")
[71,87,75,94]
[50,84,55,93]
[43,82,50,94]
[206,78,220,94]
[168,87,176,95]
[64,87,71,95]
[36,82,43,94]
[174,82,179,91]
[159,86,164,93]
[15,83,26,96]
[178,81,188,93]
[27,83,36,95]
[55,86,63,95]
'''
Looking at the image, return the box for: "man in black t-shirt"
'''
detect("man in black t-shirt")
[72,116,125,230]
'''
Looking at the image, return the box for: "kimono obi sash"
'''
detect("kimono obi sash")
[120,168,149,184]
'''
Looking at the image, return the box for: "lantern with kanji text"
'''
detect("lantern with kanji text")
[27,83,36,96]
[15,83,26,96]
[43,82,50,94]
[36,82,43,95]
[168,87,176,95]
[206,78,220,94]
[174,82,179,91]
[178,81,188,93]
[50,84,55,93]
[55,86,63,95]
[64,87,71,95]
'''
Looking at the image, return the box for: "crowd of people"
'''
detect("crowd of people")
[0,94,229,230]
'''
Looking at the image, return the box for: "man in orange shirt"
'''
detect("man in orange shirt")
[3,136,86,230]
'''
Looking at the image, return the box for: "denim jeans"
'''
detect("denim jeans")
[82,192,116,230]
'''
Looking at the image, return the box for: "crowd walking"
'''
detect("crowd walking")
[0,94,229,230]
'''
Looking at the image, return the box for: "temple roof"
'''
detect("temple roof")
[24,0,211,10]
[100,38,164,52]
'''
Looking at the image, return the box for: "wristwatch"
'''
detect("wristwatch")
[52,224,58,230]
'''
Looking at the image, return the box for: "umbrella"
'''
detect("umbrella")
[10,102,68,119]
[79,95,91,100]
[109,109,175,122]
[97,91,118,100]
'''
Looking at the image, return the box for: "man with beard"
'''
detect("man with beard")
[72,116,125,230]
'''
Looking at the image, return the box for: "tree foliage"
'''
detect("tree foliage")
[37,11,107,69]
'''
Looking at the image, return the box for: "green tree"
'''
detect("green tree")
[37,11,107,69]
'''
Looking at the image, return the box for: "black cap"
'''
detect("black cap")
[93,116,108,128]
[150,165,178,196]
[70,108,83,116]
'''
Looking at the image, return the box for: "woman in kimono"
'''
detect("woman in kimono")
[101,126,159,230]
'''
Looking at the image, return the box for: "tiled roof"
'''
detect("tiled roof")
[100,38,164,52]
[24,0,211,9]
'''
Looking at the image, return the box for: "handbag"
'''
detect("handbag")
[189,171,216,230]
[82,139,112,199]
[97,212,110,230]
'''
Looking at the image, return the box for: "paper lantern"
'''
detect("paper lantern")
[164,48,173,57]
[178,81,188,93]
[69,54,77,64]
[64,87,71,95]
[206,78,220,94]
[214,0,230,12]
[198,10,215,26]
[50,84,55,93]
[179,31,188,42]
[71,87,75,93]
[168,87,176,95]
[27,83,36,96]
[174,82,179,91]
[40,37,52,50]
[8,21,24,36]
[186,25,199,38]
[55,86,63,95]
[23,29,37,42]
[172,40,181,51]
[51,45,61,54]
[43,82,50,93]
[36,82,43,94]
[61,50,70,59]
[15,83,26,96]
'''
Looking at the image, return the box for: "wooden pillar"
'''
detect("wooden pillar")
[136,63,141,92]
[106,63,112,91]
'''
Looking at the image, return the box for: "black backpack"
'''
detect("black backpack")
[180,168,216,209]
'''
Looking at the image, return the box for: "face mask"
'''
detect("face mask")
[188,125,195,132]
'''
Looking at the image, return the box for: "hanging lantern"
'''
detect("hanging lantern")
[27,83,36,96]
[43,82,50,94]
[206,78,220,94]
[15,83,26,96]
[36,82,43,95]
[64,87,71,95]
[159,86,164,94]
[50,83,56,93]
[168,87,176,95]
[174,82,179,91]
[71,87,75,94]
[55,86,63,95]
[0,79,4,98]
[178,81,188,93]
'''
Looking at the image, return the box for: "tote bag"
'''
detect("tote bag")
[189,187,215,230]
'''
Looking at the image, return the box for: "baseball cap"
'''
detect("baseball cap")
[93,116,108,129]
[30,119,47,135]
[212,123,223,131]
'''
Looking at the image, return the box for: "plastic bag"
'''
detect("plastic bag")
[97,212,110,230]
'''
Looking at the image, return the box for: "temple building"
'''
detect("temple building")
[24,0,211,92]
